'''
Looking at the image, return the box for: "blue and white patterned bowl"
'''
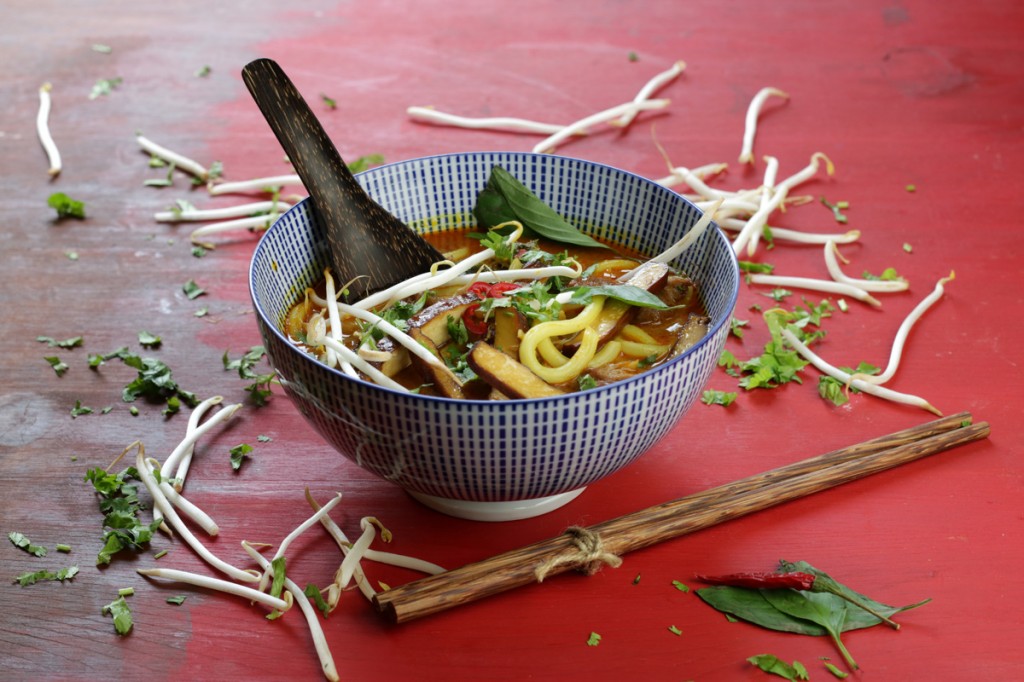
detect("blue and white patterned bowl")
[250,152,739,521]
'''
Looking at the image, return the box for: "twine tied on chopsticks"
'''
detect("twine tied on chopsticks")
[534,526,623,582]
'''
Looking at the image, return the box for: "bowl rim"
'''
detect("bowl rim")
[248,151,740,406]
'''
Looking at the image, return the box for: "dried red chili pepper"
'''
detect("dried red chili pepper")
[695,571,817,591]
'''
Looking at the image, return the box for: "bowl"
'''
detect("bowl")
[249,152,739,521]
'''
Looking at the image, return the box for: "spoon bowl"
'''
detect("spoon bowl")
[241,58,443,300]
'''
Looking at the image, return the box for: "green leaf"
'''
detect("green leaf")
[37,335,84,349]
[667,625,682,636]
[672,580,690,592]
[304,584,330,617]
[182,279,206,300]
[8,531,47,557]
[701,389,737,407]
[48,192,86,219]
[747,654,809,680]
[70,400,93,418]
[229,443,253,471]
[586,631,602,646]
[474,166,607,249]
[269,556,287,599]
[45,356,69,377]
[102,595,133,635]
[346,154,385,172]
[137,331,162,348]
[89,77,122,99]
[166,595,187,605]
[818,376,849,406]
[738,261,775,274]
[695,586,827,636]
[760,589,858,669]
[13,566,78,586]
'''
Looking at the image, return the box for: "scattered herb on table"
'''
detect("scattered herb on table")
[8,531,48,557]
[102,595,133,635]
[166,595,187,605]
[304,584,330,617]
[137,331,162,348]
[695,560,930,671]
[818,362,879,407]
[321,93,337,109]
[92,43,112,53]
[229,443,253,471]
[701,389,737,407]
[70,400,93,418]
[48,192,86,219]
[763,288,792,303]
[85,455,162,565]
[902,242,913,254]
[667,625,682,636]
[672,580,690,592]
[195,65,212,78]
[89,77,122,99]
[861,267,902,282]
[729,317,749,338]
[747,654,809,680]
[823,660,849,678]
[586,631,602,646]
[820,196,849,224]
[45,356,69,376]
[739,260,775,275]
[13,566,78,586]
[223,346,277,406]
[37,335,83,348]
[182,279,206,300]
[347,154,385,172]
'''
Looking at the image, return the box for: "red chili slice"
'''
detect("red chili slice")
[467,282,492,299]
[461,302,489,336]
[487,282,520,298]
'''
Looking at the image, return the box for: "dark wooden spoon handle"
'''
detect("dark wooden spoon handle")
[241,58,443,300]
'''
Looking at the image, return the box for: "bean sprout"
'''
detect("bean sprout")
[532,99,670,154]
[256,493,343,594]
[406,106,568,134]
[748,273,881,307]
[240,542,339,682]
[853,272,955,385]
[138,567,290,611]
[152,467,219,536]
[136,134,209,180]
[189,213,282,248]
[134,444,258,583]
[163,401,242,487]
[154,200,292,222]
[37,83,61,177]
[732,152,834,256]
[306,315,408,391]
[207,174,303,195]
[780,328,941,415]
[738,87,789,165]
[823,240,910,293]
[614,60,686,128]
[716,218,860,245]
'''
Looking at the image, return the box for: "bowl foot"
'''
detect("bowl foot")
[407,488,587,522]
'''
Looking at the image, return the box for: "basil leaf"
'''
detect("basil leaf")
[475,166,607,249]
[695,586,827,636]
[568,285,667,309]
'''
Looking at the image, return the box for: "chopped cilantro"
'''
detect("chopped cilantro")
[56,544,72,553]
[304,584,330,617]
[902,242,913,253]
[701,389,737,407]
[321,93,337,109]
[257,434,272,442]
[70,400,93,418]
[672,580,690,592]
[729,317,749,339]
[738,261,775,274]
[13,566,78,586]
[166,595,187,605]
[577,374,598,391]
[47,192,87,219]
[229,443,253,471]
[65,250,79,260]
[89,77,123,99]
[586,632,602,646]
[905,184,916,192]
[195,65,212,78]
[667,625,683,636]
[8,531,47,557]
[37,335,84,348]
[102,595,133,635]
[191,246,208,258]
[137,331,162,348]
[346,154,384,172]
[628,51,639,62]
[182,279,206,300]
[862,267,902,282]
[92,43,112,53]
[763,288,793,302]
[193,306,209,317]
[85,462,161,565]
[45,356,69,376]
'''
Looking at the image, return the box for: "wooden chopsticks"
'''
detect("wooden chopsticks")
[374,412,989,624]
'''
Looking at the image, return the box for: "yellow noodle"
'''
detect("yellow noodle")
[520,298,605,383]
[619,324,658,344]
[619,339,671,358]
[589,258,640,276]
[587,340,622,369]
[524,328,599,384]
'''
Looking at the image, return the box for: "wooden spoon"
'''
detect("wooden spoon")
[241,58,443,301]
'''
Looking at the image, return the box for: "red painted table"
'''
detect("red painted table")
[2,1,1020,679]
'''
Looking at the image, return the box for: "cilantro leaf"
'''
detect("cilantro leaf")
[701,389,737,407]
[747,654,809,681]
[37,335,84,349]
[70,400,93,418]
[229,443,253,471]
[182,280,206,300]
[137,331,162,348]
[45,356,69,377]
[47,193,86,219]
[13,566,78,586]
[8,531,48,557]
[102,595,133,635]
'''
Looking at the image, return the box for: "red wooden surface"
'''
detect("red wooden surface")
[1,1,1021,680]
